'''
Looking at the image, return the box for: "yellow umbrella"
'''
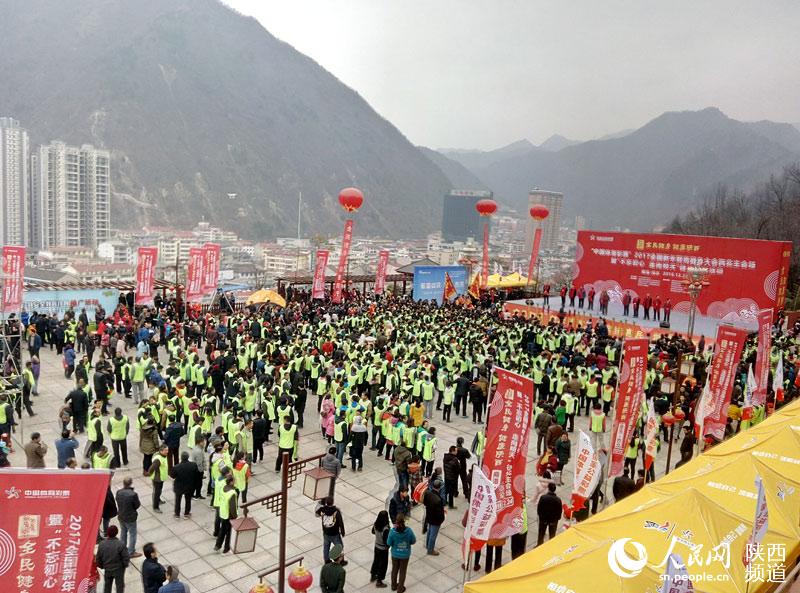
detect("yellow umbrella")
[245,288,286,307]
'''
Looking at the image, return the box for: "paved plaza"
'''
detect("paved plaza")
[6,345,675,593]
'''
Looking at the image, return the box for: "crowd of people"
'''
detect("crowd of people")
[1,288,798,593]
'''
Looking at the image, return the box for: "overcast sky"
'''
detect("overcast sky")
[226,0,800,151]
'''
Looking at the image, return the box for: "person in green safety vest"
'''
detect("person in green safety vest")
[84,409,104,459]
[275,420,298,472]
[442,382,455,423]
[589,403,606,452]
[333,409,349,466]
[146,444,170,513]
[231,450,252,503]
[106,406,130,469]
[214,474,238,554]
[92,444,112,469]
[421,426,437,477]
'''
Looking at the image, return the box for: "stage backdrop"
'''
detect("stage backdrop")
[573,231,792,324]
[412,265,467,305]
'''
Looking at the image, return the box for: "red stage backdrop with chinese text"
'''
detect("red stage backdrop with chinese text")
[481,367,533,539]
[573,231,792,324]
[0,470,110,593]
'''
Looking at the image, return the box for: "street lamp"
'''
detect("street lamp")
[681,267,709,344]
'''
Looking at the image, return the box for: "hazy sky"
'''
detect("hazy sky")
[226,0,800,150]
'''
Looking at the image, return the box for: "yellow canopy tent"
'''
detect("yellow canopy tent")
[498,272,531,288]
[245,288,286,308]
[464,402,800,593]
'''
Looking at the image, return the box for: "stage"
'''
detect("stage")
[508,296,759,343]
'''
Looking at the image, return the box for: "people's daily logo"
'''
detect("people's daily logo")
[607,538,648,578]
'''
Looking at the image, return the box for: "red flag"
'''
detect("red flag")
[185,247,205,303]
[201,243,221,297]
[481,222,490,287]
[1,245,25,313]
[442,271,458,302]
[374,250,389,295]
[752,309,772,407]
[468,272,482,299]
[332,219,354,303]
[134,247,158,306]
[0,470,110,593]
[609,338,649,477]
[311,250,329,300]
[481,367,534,538]
[526,226,542,284]
[700,325,748,440]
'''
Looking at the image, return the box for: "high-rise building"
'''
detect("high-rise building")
[0,117,30,247]
[526,189,563,252]
[441,190,493,243]
[33,141,111,249]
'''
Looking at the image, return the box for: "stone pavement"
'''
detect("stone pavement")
[5,346,675,593]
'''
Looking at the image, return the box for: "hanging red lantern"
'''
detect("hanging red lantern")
[530,204,550,221]
[661,412,675,426]
[338,187,364,213]
[673,408,686,422]
[475,198,497,217]
[287,565,314,593]
[250,584,274,593]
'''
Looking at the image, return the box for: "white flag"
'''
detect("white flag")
[571,430,601,510]
[774,352,785,402]
[660,553,694,592]
[744,475,769,566]
[644,401,660,472]
[462,466,497,563]
[694,382,711,438]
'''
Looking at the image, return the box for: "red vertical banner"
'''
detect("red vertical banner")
[752,309,773,407]
[698,325,749,440]
[201,243,221,297]
[526,226,542,283]
[185,247,205,303]
[311,250,329,300]
[608,337,649,477]
[1,245,25,313]
[481,367,534,539]
[134,246,158,306]
[0,470,110,593]
[374,250,389,295]
[481,222,490,288]
[332,219,354,304]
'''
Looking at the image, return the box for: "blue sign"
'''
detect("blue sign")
[23,288,121,322]
[412,265,467,305]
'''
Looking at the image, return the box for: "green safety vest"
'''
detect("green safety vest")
[151,454,168,482]
[219,488,237,520]
[475,431,485,457]
[602,385,614,403]
[443,386,455,406]
[109,416,128,440]
[334,420,346,443]
[233,463,249,492]
[87,417,101,443]
[422,436,437,462]
[279,424,297,449]
[93,452,111,469]
[188,425,202,449]
[586,381,599,398]
[625,438,639,459]
[422,382,434,401]
[590,412,605,433]
[0,403,8,424]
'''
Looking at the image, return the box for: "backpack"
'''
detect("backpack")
[322,511,337,529]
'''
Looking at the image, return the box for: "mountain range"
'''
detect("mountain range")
[0,0,452,239]
[441,108,800,229]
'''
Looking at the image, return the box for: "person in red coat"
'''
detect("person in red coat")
[568,285,577,307]
[543,284,551,306]
[587,287,596,310]
[622,291,632,316]
[632,296,640,318]
[643,294,653,320]
[663,298,672,323]
[577,286,586,308]
[653,297,662,321]
[560,285,567,308]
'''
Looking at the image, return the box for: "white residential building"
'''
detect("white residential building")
[97,240,133,264]
[0,117,30,247]
[34,141,111,249]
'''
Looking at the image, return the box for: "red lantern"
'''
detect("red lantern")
[338,187,364,213]
[530,204,550,221]
[250,584,274,593]
[287,565,314,593]
[475,198,497,217]
[673,408,686,422]
[661,412,675,426]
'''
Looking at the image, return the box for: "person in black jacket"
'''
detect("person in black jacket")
[442,446,461,509]
[252,410,268,461]
[171,451,198,519]
[115,478,141,558]
[95,525,130,593]
[141,542,166,593]
[64,383,89,433]
[536,483,562,545]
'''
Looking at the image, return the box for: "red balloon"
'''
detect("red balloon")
[338,187,364,213]
[661,412,675,426]
[530,204,550,221]
[673,408,686,422]
[475,198,497,217]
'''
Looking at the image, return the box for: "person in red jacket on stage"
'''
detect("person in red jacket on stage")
[642,294,653,320]
[568,285,577,308]
[587,287,596,310]
[653,297,662,322]
[560,285,567,308]
[632,295,640,318]
[543,284,551,306]
[622,291,632,316]
[577,286,586,308]
[663,298,672,323]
